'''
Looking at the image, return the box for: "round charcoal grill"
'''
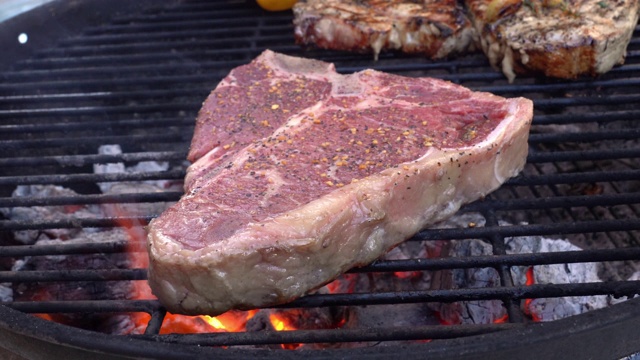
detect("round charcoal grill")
[1,1,640,359]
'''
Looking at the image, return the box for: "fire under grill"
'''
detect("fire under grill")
[1,0,640,359]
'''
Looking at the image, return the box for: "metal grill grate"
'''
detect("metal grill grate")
[0,0,640,359]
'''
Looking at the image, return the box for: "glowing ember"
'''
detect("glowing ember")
[493,314,509,323]
[122,213,258,334]
[204,316,226,330]
[203,310,257,333]
[325,273,358,294]
[269,313,301,349]
[393,271,422,279]
[522,266,542,322]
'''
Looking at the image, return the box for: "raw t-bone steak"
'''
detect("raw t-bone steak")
[147,50,533,315]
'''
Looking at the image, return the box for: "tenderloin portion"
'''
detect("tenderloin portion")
[292,0,477,60]
[465,0,640,82]
[147,50,533,316]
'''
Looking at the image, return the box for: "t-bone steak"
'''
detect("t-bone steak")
[147,50,533,315]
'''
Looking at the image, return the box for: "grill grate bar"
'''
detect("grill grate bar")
[483,210,524,322]
[505,170,640,186]
[39,35,299,58]
[3,247,640,282]
[5,300,160,314]
[2,192,637,215]
[58,25,295,47]
[0,241,136,257]
[475,77,640,94]
[0,103,199,119]
[0,152,186,168]
[5,72,638,99]
[0,269,146,283]
[414,219,640,241]
[110,9,290,24]
[0,148,633,170]
[135,323,523,347]
[3,134,190,152]
[87,15,292,34]
[6,281,639,314]
[529,130,640,144]
[2,217,638,239]
[278,282,640,309]
[533,94,640,109]
[143,308,167,336]
[10,54,249,72]
[465,193,640,212]
[0,119,193,135]
[10,52,637,88]
[527,148,640,163]
[2,245,639,274]
[360,247,640,273]
[0,170,186,187]
[0,216,154,231]
[0,191,183,208]
[0,75,221,93]
[534,110,640,125]
[0,90,207,105]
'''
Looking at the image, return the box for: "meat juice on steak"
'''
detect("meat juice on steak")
[147,50,533,315]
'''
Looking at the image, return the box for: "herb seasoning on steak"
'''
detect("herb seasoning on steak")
[147,50,533,315]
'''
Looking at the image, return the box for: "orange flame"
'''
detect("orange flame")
[522,266,541,322]
[105,203,259,335]
[269,313,301,349]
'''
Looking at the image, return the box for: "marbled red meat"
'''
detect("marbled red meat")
[147,50,532,315]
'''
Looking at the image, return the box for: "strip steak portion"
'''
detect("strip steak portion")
[147,50,533,315]
[465,0,640,82]
[293,0,477,60]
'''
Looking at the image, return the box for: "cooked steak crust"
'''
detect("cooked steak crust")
[147,50,533,315]
[466,0,640,81]
[292,0,478,60]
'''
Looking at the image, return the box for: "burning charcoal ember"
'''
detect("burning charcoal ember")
[331,242,438,346]
[0,144,184,335]
[423,213,506,325]
[429,239,506,325]
[0,185,101,244]
[245,307,345,349]
[346,303,439,328]
[253,307,341,331]
[11,230,136,334]
[506,236,609,321]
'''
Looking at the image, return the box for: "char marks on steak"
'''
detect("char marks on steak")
[465,0,640,81]
[292,0,477,60]
[147,50,533,316]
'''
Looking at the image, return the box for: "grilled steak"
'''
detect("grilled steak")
[147,50,533,315]
[292,0,477,60]
[465,0,640,81]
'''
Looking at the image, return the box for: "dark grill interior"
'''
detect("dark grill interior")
[1,0,640,359]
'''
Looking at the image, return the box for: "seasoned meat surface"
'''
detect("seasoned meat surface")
[147,51,533,315]
[293,0,478,59]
